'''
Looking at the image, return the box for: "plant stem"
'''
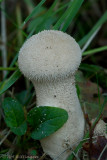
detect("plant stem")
[0,67,17,71]
[1,0,7,78]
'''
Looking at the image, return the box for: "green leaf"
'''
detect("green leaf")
[27,106,68,140]
[2,97,27,136]
[11,121,27,136]
[0,157,10,160]
[0,69,21,95]
[53,0,84,31]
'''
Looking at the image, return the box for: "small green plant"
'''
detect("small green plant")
[2,97,68,139]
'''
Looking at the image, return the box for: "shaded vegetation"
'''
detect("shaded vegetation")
[0,0,107,160]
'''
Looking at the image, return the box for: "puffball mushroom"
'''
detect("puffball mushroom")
[91,119,107,137]
[18,30,85,160]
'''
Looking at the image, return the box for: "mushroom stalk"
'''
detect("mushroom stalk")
[33,76,84,159]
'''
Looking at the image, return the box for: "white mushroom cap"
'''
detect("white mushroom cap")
[18,30,81,81]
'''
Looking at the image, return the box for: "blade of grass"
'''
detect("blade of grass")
[79,63,103,73]
[16,3,24,47]
[21,0,46,28]
[98,144,107,160]
[3,52,19,80]
[67,97,107,160]
[81,27,100,52]
[42,0,58,20]
[1,0,7,78]
[0,69,21,95]
[83,45,107,56]
[61,0,84,32]
[96,73,101,109]
[0,0,46,37]
[0,4,27,38]
[24,0,34,12]
[35,0,58,32]
[53,0,84,31]
[0,67,16,71]
[52,3,69,16]
[79,11,107,47]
